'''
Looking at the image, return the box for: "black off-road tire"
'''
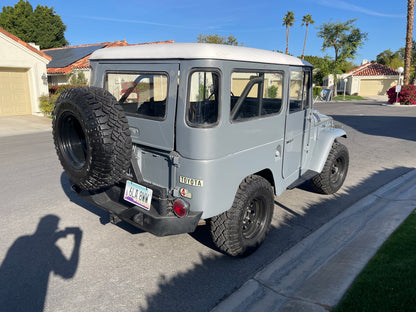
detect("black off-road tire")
[210,175,274,257]
[311,142,349,195]
[52,86,132,190]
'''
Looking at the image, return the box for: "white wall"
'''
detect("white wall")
[0,32,50,116]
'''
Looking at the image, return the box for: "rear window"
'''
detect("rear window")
[105,72,168,120]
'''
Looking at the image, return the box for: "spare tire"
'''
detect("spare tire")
[52,86,132,190]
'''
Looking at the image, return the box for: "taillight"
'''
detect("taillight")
[173,199,189,218]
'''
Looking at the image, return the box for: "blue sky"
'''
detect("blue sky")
[2,0,410,65]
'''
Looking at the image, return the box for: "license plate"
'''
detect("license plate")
[123,180,153,211]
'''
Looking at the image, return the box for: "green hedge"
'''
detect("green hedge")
[39,84,87,116]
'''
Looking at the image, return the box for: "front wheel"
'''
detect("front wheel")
[311,142,349,195]
[210,175,274,257]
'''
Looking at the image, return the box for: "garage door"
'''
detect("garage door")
[360,79,397,96]
[0,67,31,116]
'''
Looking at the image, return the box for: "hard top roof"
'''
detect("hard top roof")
[90,43,311,67]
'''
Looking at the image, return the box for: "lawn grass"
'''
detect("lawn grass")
[333,95,366,101]
[334,209,416,312]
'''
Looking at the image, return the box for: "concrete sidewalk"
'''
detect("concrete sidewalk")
[212,169,416,312]
[0,115,51,137]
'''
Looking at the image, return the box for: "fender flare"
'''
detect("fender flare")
[307,128,347,174]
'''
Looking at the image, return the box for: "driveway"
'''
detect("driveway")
[0,115,51,137]
[0,101,415,312]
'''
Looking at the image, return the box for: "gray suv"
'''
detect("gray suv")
[52,43,348,257]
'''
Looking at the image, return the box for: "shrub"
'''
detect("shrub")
[49,84,78,95]
[387,85,416,105]
[69,72,88,85]
[39,94,59,116]
[386,86,397,104]
[313,86,322,97]
[267,85,278,98]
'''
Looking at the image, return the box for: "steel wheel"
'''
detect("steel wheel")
[210,175,274,257]
[242,196,267,240]
[59,112,88,170]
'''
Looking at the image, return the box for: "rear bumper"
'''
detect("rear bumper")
[73,184,202,236]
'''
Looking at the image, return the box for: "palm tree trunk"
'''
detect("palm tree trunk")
[404,0,415,85]
[285,26,289,54]
[302,25,308,59]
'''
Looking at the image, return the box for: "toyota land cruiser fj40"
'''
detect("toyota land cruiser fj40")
[52,43,348,257]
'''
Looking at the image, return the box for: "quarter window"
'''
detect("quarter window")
[230,72,283,121]
[105,72,168,120]
[187,71,220,126]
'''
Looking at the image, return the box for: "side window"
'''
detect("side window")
[187,71,220,126]
[105,72,168,120]
[289,71,309,113]
[304,72,311,109]
[263,73,284,115]
[230,72,283,121]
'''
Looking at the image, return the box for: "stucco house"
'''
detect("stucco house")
[324,61,400,97]
[42,40,174,86]
[0,27,51,116]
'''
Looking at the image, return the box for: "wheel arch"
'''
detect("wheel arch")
[254,168,275,194]
[307,128,347,174]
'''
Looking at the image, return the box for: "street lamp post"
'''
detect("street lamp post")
[343,78,348,100]
[395,67,404,105]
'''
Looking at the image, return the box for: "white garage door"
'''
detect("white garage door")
[360,79,397,96]
[0,67,31,116]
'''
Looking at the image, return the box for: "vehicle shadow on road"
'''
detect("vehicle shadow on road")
[0,215,82,312]
[332,115,416,142]
[139,166,413,312]
[60,173,144,234]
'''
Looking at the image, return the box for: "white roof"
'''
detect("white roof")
[90,43,311,66]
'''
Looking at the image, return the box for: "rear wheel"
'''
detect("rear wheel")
[210,175,274,257]
[311,142,349,194]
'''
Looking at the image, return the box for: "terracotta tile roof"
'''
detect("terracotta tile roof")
[0,26,52,61]
[43,40,174,75]
[345,62,399,76]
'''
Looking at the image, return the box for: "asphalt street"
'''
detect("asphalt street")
[0,101,415,312]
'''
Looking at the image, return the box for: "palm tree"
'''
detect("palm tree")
[301,14,315,59]
[283,11,295,54]
[404,0,415,85]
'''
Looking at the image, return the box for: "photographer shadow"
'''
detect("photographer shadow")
[0,215,82,312]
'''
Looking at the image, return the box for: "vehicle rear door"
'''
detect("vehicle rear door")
[101,62,179,151]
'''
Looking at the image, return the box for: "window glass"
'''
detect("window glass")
[303,72,310,109]
[188,71,219,126]
[262,73,283,115]
[105,72,168,120]
[289,71,304,112]
[231,72,283,121]
[289,71,311,112]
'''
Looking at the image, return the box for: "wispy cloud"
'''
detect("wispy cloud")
[77,15,229,32]
[317,0,404,18]
[78,15,182,28]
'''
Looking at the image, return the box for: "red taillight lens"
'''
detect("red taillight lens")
[173,199,188,218]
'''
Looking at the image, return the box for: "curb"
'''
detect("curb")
[212,169,416,312]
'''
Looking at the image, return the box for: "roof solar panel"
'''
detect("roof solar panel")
[44,44,106,68]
